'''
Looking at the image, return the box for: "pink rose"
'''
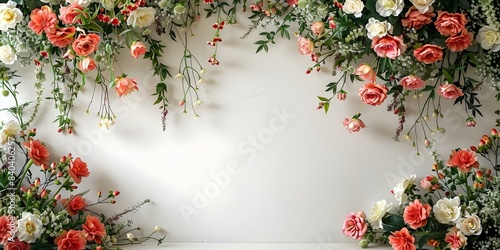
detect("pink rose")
[115,76,138,97]
[413,44,443,64]
[311,21,325,36]
[399,75,425,90]
[355,64,376,82]
[358,82,388,106]
[446,148,479,173]
[343,117,366,133]
[342,212,367,240]
[401,6,435,30]
[420,175,434,190]
[388,228,416,250]
[371,35,407,59]
[446,31,473,52]
[130,41,147,58]
[5,238,31,250]
[59,3,83,25]
[55,230,87,250]
[78,57,96,73]
[444,227,467,250]
[403,199,431,229]
[437,83,464,99]
[72,34,100,57]
[435,11,468,36]
[297,36,314,55]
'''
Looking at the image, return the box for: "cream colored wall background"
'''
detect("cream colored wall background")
[1,15,498,244]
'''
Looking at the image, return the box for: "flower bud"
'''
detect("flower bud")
[154,225,162,233]
[1,90,9,97]
[492,128,498,136]
[113,191,120,196]
[476,170,484,179]
[127,233,134,241]
[359,239,369,248]
[40,189,48,198]
[54,194,61,200]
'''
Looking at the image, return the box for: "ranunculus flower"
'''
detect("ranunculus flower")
[342,0,364,18]
[446,148,479,173]
[355,64,376,82]
[437,83,464,100]
[343,117,366,133]
[66,0,92,7]
[68,157,90,184]
[0,1,23,31]
[401,6,435,30]
[55,230,87,250]
[444,227,467,250]
[433,197,461,224]
[0,45,16,65]
[392,174,416,205]
[388,227,415,250]
[358,82,388,106]
[399,75,425,90]
[127,7,156,28]
[82,215,106,244]
[368,199,393,229]
[434,11,468,36]
[297,36,314,55]
[61,195,88,216]
[376,0,404,17]
[47,27,76,48]
[0,215,13,244]
[477,26,500,52]
[115,76,139,97]
[72,34,100,56]
[59,2,83,24]
[1,120,20,144]
[371,35,406,59]
[28,6,57,35]
[16,212,43,243]
[456,212,482,236]
[403,199,431,229]
[130,41,147,58]
[311,21,325,36]
[78,57,96,73]
[5,238,31,250]
[22,139,50,166]
[342,212,367,240]
[409,0,435,13]
[413,44,443,64]
[365,18,392,39]
[446,31,473,52]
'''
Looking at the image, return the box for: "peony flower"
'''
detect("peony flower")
[115,76,139,97]
[371,35,406,59]
[365,18,392,39]
[0,45,16,65]
[28,6,57,35]
[413,44,443,64]
[0,215,13,244]
[403,199,431,229]
[342,0,364,18]
[47,27,76,48]
[342,212,367,240]
[446,149,479,173]
[4,238,31,250]
[1,120,20,144]
[433,197,461,224]
[55,230,87,250]
[78,57,97,73]
[59,2,83,24]
[355,64,376,82]
[391,174,416,205]
[127,7,156,28]
[343,117,366,133]
[477,26,500,52]
[22,139,50,166]
[297,36,314,55]
[72,34,100,56]
[61,195,88,216]
[311,21,325,36]
[409,0,435,13]
[388,227,415,250]
[437,83,463,100]
[446,31,473,52]
[68,157,90,184]
[358,82,388,106]
[0,1,23,31]
[368,199,393,229]
[399,75,425,90]
[444,227,467,250]
[456,212,482,236]
[401,6,435,30]
[82,215,106,244]
[16,212,43,243]
[376,0,404,17]
[434,11,468,36]
[66,0,92,7]
[130,41,147,58]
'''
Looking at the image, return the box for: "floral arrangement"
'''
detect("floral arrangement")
[342,126,500,250]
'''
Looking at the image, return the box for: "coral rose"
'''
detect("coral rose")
[68,157,90,184]
[0,215,12,244]
[342,212,367,240]
[55,230,87,250]
[130,41,147,58]
[59,2,83,24]
[413,44,443,64]
[297,36,314,55]
[61,195,88,216]
[437,83,463,99]
[78,57,96,73]
[115,76,139,97]
[22,139,50,166]
[446,149,479,173]
[401,6,435,30]
[5,238,31,250]
[403,199,431,229]
[399,75,425,90]
[82,215,106,244]
[388,228,416,250]
[72,34,100,57]
[28,6,57,35]
[358,82,388,106]
[343,117,366,133]
[371,35,406,59]
[47,27,76,48]
[355,64,376,82]
[435,11,468,36]
[445,31,473,52]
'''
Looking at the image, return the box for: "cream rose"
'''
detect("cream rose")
[100,0,117,10]
[365,18,392,39]
[376,0,404,17]
[409,0,435,13]
[0,120,20,144]
[368,199,393,229]
[433,197,461,224]
[343,0,364,18]
[0,1,23,31]
[0,45,16,65]
[477,26,500,52]
[127,7,157,28]
[456,212,482,236]
[66,0,93,7]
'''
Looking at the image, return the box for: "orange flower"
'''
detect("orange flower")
[435,11,468,36]
[78,57,97,73]
[358,82,388,106]
[401,6,435,30]
[68,157,90,184]
[446,149,479,173]
[47,27,76,48]
[0,215,13,245]
[61,195,88,216]
[355,64,376,82]
[403,199,431,229]
[28,6,57,35]
[130,41,147,58]
[413,44,443,64]
[22,139,50,166]
[59,3,83,24]
[5,238,31,250]
[388,227,416,250]
[55,230,87,250]
[82,215,106,244]
[115,76,139,97]
[72,34,101,57]
[446,31,473,52]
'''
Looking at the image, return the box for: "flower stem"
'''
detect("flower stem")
[16,159,33,191]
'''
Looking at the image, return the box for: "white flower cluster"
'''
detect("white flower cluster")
[467,189,500,250]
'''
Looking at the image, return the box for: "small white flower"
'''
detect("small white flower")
[368,199,393,229]
[456,212,482,236]
[194,99,203,106]
[0,0,23,31]
[0,45,16,65]
[66,0,93,7]
[197,78,205,84]
[127,233,135,241]
[376,0,404,17]
[200,69,206,74]
[433,197,461,224]
[99,117,116,129]
[477,26,500,52]
[127,7,156,28]
[391,174,416,205]
[365,18,392,39]
[409,0,435,13]
[342,0,364,18]
[1,120,20,144]
[16,212,43,243]
[175,73,184,79]
[154,225,162,233]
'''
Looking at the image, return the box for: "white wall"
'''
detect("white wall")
[1,15,498,244]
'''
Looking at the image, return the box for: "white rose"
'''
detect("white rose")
[477,26,500,52]
[16,212,43,243]
[456,212,482,236]
[127,7,156,28]
[343,0,364,18]
[391,174,416,205]
[365,18,392,39]
[66,0,93,7]
[0,45,16,65]
[1,120,20,144]
[0,0,23,31]
[368,199,393,229]
[409,0,435,13]
[100,0,117,10]
[433,197,461,224]
[376,0,404,17]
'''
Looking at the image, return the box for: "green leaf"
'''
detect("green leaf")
[366,0,377,11]
[317,96,329,102]
[381,214,405,233]
[324,102,330,114]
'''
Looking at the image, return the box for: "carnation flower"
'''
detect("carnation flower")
[16,212,43,243]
